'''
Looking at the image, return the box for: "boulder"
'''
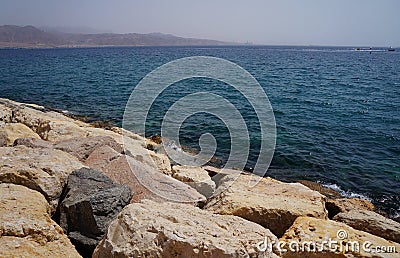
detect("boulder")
[0,122,40,146]
[205,174,327,237]
[172,165,216,197]
[0,236,82,258]
[0,183,81,257]
[334,209,400,243]
[326,198,375,218]
[0,102,12,122]
[93,200,279,258]
[297,180,342,199]
[54,136,123,161]
[280,217,400,258]
[13,135,123,162]
[42,120,89,142]
[13,137,54,148]
[0,145,85,211]
[85,146,206,204]
[202,165,243,187]
[85,127,172,174]
[59,168,133,257]
[1,98,88,136]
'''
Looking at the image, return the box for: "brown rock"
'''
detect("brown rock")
[202,165,243,187]
[42,120,89,141]
[85,127,172,174]
[0,122,40,146]
[0,183,81,257]
[326,198,375,219]
[205,174,327,237]
[93,200,279,258]
[84,145,121,172]
[85,146,205,204]
[54,136,123,161]
[13,135,123,162]
[2,98,88,136]
[172,165,216,197]
[334,209,400,243]
[0,236,82,258]
[13,137,54,148]
[298,180,342,199]
[0,146,85,211]
[0,102,12,122]
[280,217,400,257]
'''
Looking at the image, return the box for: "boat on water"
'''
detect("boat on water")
[388,47,395,52]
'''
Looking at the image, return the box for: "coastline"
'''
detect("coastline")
[1,97,399,257]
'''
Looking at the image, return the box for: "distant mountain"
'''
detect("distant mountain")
[0,25,233,48]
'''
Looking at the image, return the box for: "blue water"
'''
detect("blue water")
[0,46,399,217]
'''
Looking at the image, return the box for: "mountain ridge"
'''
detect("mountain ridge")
[0,25,235,48]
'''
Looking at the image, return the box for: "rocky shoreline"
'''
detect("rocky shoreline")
[0,97,399,257]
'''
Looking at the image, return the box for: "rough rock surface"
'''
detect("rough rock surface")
[205,174,327,237]
[14,135,123,162]
[0,183,81,258]
[0,98,88,139]
[59,168,133,257]
[0,145,85,211]
[297,180,342,199]
[0,122,40,146]
[280,217,400,258]
[85,127,172,174]
[13,137,54,148]
[85,146,206,204]
[202,165,243,187]
[93,200,279,258]
[326,198,375,218]
[334,209,400,243]
[54,136,123,161]
[172,165,216,197]
[43,120,89,141]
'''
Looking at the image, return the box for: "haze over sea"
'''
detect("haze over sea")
[0,46,399,217]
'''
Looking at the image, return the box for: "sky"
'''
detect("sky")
[0,0,399,46]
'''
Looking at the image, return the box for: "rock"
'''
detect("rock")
[0,122,40,146]
[280,217,400,258]
[0,236,82,258]
[85,127,172,174]
[205,174,327,237]
[1,98,88,136]
[54,136,123,161]
[84,145,121,171]
[0,131,6,146]
[85,146,206,204]
[59,167,133,257]
[0,102,12,122]
[326,198,375,219]
[202,165,243,187]
[297,180,342,199]
[0,145,85,211]
[13,137,54,148]
[93,200,279,258]
[0,183,81,258]
[42,120,89,142]
[333,209,400,243]
[109,126,146,142]
[172,165,216,197]
[13,136,123,162]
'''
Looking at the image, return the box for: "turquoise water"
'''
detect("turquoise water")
[0,46,399,217]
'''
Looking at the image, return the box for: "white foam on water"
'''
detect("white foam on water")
[322,183,372,202]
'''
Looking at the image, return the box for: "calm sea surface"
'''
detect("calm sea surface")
[0,46,399,217]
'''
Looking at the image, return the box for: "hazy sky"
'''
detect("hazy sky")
[1,0,399,46]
